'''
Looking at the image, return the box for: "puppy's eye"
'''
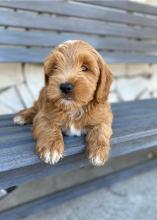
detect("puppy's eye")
[53,65,58,70]
[53,63,60,70]
[81,65,88,72]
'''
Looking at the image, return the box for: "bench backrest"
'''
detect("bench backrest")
[0,1,157,64]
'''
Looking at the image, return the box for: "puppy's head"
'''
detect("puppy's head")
[44,40,112,110]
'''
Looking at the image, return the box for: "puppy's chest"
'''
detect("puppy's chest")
[61,109,86,136]
[62,124,85,136]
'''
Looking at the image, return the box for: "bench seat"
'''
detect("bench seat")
[1,98,157,189]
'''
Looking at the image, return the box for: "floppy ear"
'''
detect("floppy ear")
[95,55,113,104]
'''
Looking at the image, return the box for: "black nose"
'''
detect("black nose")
[60,83,74,94]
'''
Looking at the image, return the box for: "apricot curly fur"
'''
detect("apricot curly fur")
[14,40,113,166]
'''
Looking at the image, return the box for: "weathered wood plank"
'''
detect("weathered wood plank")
[1,99,157,118]
[2,108,157,129]
[1,99,157,128]
[0,1,156,64]
[1,30,157,53]
[1,99,157,120]
[1,48,157,63]
[0,159,157,220]
[77,0,157,16]
[0,10,157,40]
[0,154,88,189]
[1,100,157,172]
[0,1,157,28]
[0,147,153,189]
[102,52,157,64]
[0,47,50,63]
[1,98,157,131]
[1,109,157,137]
[1,99,157,129]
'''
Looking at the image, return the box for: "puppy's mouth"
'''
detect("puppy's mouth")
[62,94,73,101]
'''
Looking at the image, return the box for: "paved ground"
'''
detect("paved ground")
[0,161,157,220]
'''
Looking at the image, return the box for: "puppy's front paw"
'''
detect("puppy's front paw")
[88,146,110,166]
[13,115,26,125]
[37,141,64,165]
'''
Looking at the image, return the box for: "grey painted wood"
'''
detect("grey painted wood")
[1,112,157,142]
[1,99,157,120]
[77,0,157,16]
[0,154,89,189]
[0,159,156,220]
[0,1,157,28]
[0,147,153,189]
[0,1,157,63]
[1,29,157,53]
[1,109,157,136]
[0,47,50,63]
[1,99,157,173]
[1,99,157,130]
[1,47,157,64]
[2,110,157,129]
[102,52,157,64]
[0,125,157,173]
[0,11,157,40]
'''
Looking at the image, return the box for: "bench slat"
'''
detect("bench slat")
[1,48,157,63]
[77,0,157,16]
[0,159,157,219]
[0,11,157,40]
[0,154,89,189]
[2,110,157,129]
[1,30,157,53]
[1,99,157,173]
[0,148,154,189]
[1,110,157,137]
[0,2,157,29]
[0,1,156,64]
[0,99,153,124]
[1,99,157,121]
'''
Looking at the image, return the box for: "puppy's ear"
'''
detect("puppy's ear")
[95,55,113,104]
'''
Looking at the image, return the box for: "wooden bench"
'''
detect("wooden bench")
[1,1,157,219]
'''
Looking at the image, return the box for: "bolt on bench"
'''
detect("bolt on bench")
[0,1,157,219]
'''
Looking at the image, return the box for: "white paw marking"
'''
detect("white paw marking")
[41,150,63,165]
[13,115,26,125]
[0,189,7,198]
[89,154,105,166]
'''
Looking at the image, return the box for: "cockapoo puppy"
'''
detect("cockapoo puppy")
[14,40,113,166]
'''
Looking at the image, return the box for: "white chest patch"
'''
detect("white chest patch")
[62,124,83,137]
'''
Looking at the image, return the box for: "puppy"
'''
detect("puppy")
[14,40,113,166]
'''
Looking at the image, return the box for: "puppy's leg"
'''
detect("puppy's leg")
[86,123,112,166]
[33,113,64,165]
[14,102,38,125]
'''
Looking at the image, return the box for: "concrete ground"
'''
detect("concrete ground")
[0,158,157,220]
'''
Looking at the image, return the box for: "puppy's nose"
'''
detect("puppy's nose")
[60,83,74,94]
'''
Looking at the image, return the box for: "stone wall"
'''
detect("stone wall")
[132,0,157,5]
[0,64,44,114]
[0,63,157,115]
[109,64,157,102]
